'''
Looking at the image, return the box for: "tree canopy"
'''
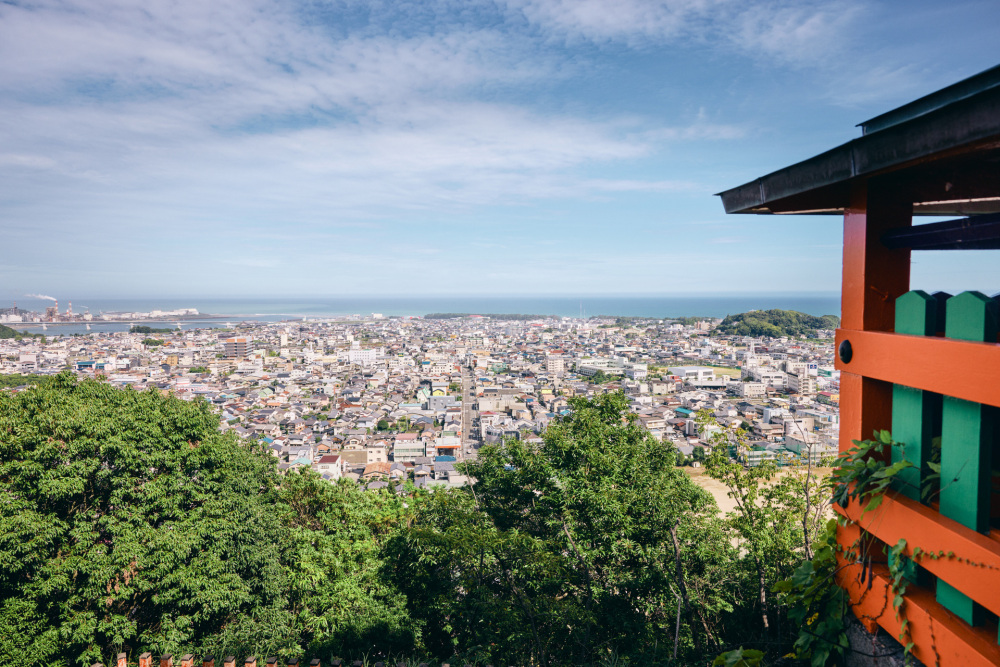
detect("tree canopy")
[0,374,411,665]
[387,393,742,665]
[714,310,839,338]
[0,377,828,665]
[0,323,42,340]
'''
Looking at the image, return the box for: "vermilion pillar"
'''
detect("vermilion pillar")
[838,182,911,453]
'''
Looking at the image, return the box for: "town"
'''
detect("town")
[1,310,840,486]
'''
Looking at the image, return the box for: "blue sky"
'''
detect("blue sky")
[2,0,999,300]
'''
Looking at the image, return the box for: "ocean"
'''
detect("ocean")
[6,294,841,336]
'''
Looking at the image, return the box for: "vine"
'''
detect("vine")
[776,428,1000,667]
[775,431,928,666]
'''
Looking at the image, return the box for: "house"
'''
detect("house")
[313,455,342,480]
[362,462,391,480]
[393,432,425,462]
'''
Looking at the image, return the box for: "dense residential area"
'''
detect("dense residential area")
[0,311,841,479]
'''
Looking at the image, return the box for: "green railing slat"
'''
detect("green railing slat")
[892,290,940,501]
[936,290,998,626]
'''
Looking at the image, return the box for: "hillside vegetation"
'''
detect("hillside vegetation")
[0,323,41,340]
[714,309,839,338]
[0,376,828,666]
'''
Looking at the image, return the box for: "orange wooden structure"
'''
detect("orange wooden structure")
[719,65,1000,666]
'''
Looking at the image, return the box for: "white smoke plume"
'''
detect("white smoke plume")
[25,293,57,301]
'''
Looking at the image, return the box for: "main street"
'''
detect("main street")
[460,363,477,461]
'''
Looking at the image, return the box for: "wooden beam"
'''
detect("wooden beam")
[881,212,1000,250]
[837,494,1000,617]
[834,329,1000,409]
[836,558,1000,667]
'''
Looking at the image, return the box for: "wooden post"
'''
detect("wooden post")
[838,183,910,454]
[837,181,912,632]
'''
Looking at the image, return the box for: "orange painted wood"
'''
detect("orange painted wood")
[835,329,1000,408]
[838,560,1000,667]
[837,493,1000,617]
[840,183,912,332]
[835,520,882,634]
[838,371,893,454]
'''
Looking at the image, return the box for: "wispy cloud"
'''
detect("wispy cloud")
[499,0,863,64]
[1,0,734,237]
[1,0,993,297]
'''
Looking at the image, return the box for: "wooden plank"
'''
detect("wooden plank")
[834,329,1000,409]
[837,494,1000,618]
[881,212,1000,250]
[940,290,998,533]
[892,290,941,501]
[938,291,998,625]
[837,559,1000,667]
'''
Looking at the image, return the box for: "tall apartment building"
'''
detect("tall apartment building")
[224,337,249,359]
[545,356,565,374]
[786,371,817,395]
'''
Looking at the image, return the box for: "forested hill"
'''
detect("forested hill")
[0,323,22,339]
[714,309,839,338]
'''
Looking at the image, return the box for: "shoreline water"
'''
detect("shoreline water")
[4,293,842,325]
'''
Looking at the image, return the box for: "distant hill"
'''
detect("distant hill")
[0,323,43,340]
[0,323,22,339]
[714,309,839,338]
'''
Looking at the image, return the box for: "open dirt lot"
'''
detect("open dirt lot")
[683,466,835,515]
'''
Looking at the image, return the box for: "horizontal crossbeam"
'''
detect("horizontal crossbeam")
[834,329,1000,408]
[882,212,1000,250]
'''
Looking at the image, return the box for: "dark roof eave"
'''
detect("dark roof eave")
[718,83,1000,215]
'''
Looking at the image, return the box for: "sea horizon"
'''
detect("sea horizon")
[5,293,842,335]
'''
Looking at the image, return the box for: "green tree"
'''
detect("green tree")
[386,393,736,665]
[0,374,295,663]
[698,410,829,652]
[0,374,415,664]
[274,471,415,657]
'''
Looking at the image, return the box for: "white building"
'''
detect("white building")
[787,371,817,395]
[753,368,787,388]
[545,356,565,374]
[346,344,381,368]
[668,366,716,383]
